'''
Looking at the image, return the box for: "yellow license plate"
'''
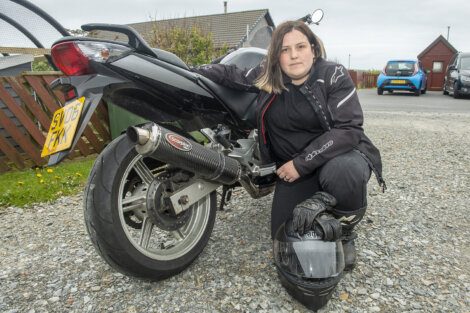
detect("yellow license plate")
[391,80,406,84]
[41,97,85,157]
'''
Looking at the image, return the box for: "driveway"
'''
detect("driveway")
[1,89,469,313]
[359,89,470,114]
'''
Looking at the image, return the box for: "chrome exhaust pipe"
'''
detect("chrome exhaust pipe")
[127,124,241,185]
[126,126,151,145]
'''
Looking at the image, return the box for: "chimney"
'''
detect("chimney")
[224,1,227,14]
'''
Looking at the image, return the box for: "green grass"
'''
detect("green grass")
[0,157,96,208]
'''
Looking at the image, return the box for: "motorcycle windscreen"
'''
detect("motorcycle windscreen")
[274,239,345,279]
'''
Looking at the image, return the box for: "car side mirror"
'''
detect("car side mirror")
[448,65,456,71]
[425,69,430,74]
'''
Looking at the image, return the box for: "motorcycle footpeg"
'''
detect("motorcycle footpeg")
[256,163,277,177]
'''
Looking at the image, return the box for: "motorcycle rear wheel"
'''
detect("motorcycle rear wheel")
[84,134,216,280]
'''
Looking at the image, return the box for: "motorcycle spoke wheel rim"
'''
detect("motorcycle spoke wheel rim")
[118,154,211,261]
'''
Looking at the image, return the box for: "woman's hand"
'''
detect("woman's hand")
[276,160,300,183]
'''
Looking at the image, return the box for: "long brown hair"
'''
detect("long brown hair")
[255,21,325,94]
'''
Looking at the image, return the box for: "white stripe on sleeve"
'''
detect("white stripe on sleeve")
[337,87,356,108]
[245,67,254,77]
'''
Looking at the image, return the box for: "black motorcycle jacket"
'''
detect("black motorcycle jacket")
[193,58,385,189]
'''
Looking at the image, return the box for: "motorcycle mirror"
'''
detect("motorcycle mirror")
[298,9,324,25]
[310,9,324,24]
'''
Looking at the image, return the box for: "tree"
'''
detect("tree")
[148,22,228,66]
[32,59,54,71]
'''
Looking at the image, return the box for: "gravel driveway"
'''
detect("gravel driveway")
[1,108,469,312]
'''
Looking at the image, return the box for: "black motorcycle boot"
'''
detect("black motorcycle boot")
[331,206,367,272]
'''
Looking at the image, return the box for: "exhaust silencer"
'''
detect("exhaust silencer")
[127,124,241,185]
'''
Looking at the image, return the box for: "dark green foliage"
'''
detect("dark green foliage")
[148,23,228,66]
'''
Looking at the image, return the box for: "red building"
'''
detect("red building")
[418,35,457,91]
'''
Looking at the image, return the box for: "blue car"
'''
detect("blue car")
[377,60,427,96]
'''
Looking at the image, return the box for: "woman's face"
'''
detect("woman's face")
[279,29,315,85]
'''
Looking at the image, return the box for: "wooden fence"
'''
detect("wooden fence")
[348,70,379,89]
[0,72,110,173]
[362,72,379,88]
[348,70,358,87]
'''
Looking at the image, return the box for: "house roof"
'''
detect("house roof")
[0,47,51,56]
[0,54,34,70]
[91,9,274,49]
[418,35,458,58]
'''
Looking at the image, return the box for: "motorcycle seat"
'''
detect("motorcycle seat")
[152,48,189,70]
[198,75,258,128]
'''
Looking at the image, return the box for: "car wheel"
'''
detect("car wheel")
[453,82,460,99]
[443,85,449,95]
[414,89,420,96]
[377,88,383,95]
[421,85,427,94]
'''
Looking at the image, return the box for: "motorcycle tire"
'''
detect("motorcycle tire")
[84,134,217,280]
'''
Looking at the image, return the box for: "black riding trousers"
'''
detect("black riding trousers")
[271,150,371,238]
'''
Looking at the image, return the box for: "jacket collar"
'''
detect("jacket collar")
[305,57,325,86]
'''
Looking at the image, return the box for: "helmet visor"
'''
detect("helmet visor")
[274,239,345,279]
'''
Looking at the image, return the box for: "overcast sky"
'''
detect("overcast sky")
[2,0,470,69]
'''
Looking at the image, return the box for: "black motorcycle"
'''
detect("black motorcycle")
[42,10,324,280]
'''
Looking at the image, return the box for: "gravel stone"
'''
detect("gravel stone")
[48,297,60,303]
[1,109,469,312]
[357,288,368,295]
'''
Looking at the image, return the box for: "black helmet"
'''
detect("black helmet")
[273,220,345,311]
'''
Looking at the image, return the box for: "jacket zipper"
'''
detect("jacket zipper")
[303,84,331,131]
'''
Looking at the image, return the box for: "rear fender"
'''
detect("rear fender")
[46,75,126,166]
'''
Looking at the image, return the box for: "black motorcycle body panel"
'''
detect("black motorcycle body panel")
[107,52,259,130]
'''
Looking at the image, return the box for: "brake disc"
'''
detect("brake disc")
[146,178,191,231]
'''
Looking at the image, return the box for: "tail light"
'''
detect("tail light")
[51,41,131,76]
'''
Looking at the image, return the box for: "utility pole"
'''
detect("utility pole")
[447,26,450,41]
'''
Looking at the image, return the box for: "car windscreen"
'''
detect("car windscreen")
[460,57,470,70]
[385,61,416,76]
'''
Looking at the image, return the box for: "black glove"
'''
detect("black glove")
[312,213,342,241]
[292,191,337,235]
